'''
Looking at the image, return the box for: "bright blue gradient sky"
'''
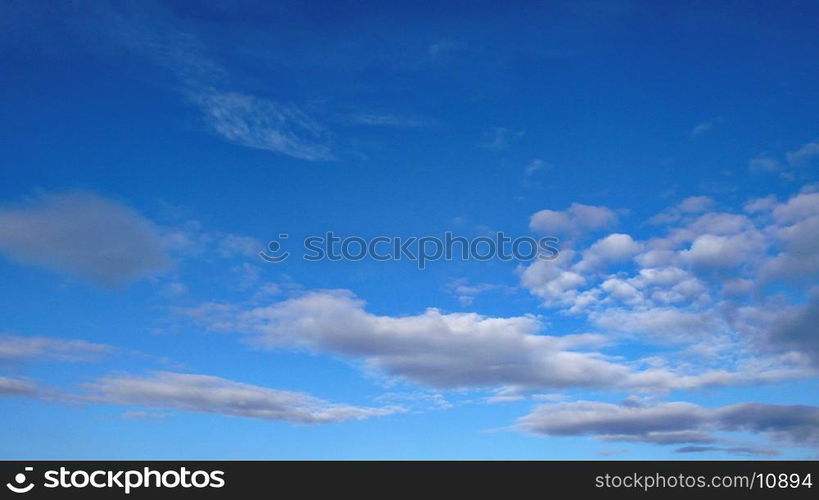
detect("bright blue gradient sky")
[1,1,819,459]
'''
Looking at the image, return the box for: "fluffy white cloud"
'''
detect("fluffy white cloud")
[518,188,819,385]
[519,260,586,306]
[184,289,797,392]
[772,191,819,223]
[574,233,642,272]
[680,231,764,269]
[184,290,639,390]
[0,192,171,285]
[529,203,618,237]
[85,371,398,424]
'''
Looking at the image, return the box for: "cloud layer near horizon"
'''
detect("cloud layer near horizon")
[517,399,819,455]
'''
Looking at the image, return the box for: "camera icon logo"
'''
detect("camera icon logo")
[6,467,35,494]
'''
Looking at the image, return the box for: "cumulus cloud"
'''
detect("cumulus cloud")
[85,371,398,424]
[183,289,792,393]
[0,334,111,363]
[516,400,819,453]
[517,188,819,388]
[519,254,587,306]
[184,290,640,390]
[0,192,171,285]
[574,233,642,272]
[529,203,618,237]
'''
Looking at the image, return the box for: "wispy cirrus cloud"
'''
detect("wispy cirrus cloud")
[346,112,434,128]
[690,116,722,137]
[194,90,335,161]
[72,2,335,161]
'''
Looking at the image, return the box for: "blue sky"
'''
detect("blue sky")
[1,0,819,459]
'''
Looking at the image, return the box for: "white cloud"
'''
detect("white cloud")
[0,334,111,362]
[85,371,398,424]
[445,278,514,306]
[183,289,792,393]
[518,255,586,306]
[650,196,717,225]
[516,399,819,453]
[88,3,339,162]
[184,290,634,390]
[748,140,819,178]
[196,90,334,161]
[766,290,819,368]
[525,159,548,177]
[772,191,819,223]
[0,192,171,285]
[0,376,39,397]
[591,308,723,343]
[574,233,642,272]
[519,187,819,382]
[347,112,432,128]
[680,232,764,269]
[480,127,522,151]
[786,141,819,166]
[530,203,618,236]
[690,117,721,137]
[749,156,782,173]
[216,234,263,258]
